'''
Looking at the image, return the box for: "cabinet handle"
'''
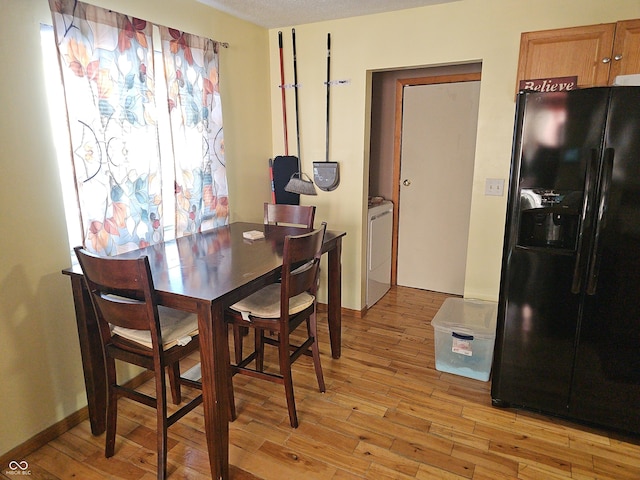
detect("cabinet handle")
[614,54,623,61]
[602,57,611,63]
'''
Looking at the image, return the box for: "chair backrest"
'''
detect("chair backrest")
[74,247,163,348]
[264,203,315,228]
[280,223,327,315]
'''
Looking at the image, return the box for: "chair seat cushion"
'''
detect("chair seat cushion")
[112,305,198,350]
[230,283,315,319]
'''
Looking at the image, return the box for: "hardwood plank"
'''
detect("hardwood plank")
[470,464,520,480]
[284,435,371,476]
[231,440,337,480]
[353,441,421,477]
[517,463,576,480]
[395,401,476,436]
[382,409,431,432]
[427,423,490,452]
[348,410,454,456]
[316,416,395,450]
[390,437,475,478]
[364,462,419,480]
[415,462,470,479]
[293,422,360,453]
[27,444,128,479]
[477,422,594,471]
[590,454,640,480]
[451,443,519,478]
[488,439,573,476]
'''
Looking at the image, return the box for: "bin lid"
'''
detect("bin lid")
[430,298,497,337]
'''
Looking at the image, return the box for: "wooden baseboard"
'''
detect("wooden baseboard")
[0,370,154,467]
[316,302,365,318]
[0,407,89,468]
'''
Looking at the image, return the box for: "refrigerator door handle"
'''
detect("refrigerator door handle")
[586,148,614,295]
[571,150,599,294]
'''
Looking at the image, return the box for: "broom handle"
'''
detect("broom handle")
[325,33,331,163]
[292,28,302,174]
[278,31,288,156]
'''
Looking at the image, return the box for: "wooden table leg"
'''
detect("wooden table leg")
[68,274,106,435]
[197,301,230,480]
[327,236,342,359]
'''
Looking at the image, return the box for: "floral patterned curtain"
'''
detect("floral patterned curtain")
[160,27,229,236]
[49,0,163,255]
[49,0,229,254]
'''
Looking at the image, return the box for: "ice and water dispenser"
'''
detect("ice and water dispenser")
[517,189,579,250]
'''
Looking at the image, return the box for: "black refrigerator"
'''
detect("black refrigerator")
[492,86,640,436]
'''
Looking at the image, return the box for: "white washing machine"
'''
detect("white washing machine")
[367,200,393,307]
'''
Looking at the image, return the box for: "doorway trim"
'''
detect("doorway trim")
[391,72,482,285]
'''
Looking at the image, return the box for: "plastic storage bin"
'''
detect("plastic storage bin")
[430,298,498,381]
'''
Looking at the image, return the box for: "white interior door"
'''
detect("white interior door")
[397,81,480,294]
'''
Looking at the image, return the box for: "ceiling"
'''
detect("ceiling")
[195,0,458,29]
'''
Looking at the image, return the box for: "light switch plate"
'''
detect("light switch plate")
[485,178,505,196]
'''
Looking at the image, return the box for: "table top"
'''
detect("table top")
[65,222,345,308]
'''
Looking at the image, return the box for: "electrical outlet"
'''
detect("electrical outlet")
[485,178,505,196]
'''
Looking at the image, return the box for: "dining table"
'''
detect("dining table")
[62,221,346,479]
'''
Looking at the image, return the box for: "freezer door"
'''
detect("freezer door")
[570,87,640,434]
[492,88,610,414]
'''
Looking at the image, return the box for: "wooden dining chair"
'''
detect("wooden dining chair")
[74,246,235,480]
[232,202,317,365]
[225,223,327,428]
[264,202,315,228]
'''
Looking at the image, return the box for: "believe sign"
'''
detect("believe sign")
[519,76,578,92]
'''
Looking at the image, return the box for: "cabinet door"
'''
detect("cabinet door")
[609,19,640,81]
[516,24,615,89]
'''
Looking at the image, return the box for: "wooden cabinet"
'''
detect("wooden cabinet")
[609,19,640,81]
[516,19,640,90]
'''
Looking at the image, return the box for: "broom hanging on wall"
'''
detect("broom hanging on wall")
[285,28,317,196]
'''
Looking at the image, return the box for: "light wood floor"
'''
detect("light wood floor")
[7,286,640,479]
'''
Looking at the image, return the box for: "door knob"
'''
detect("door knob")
[602,57,611,63]
[402,179,411,186]
[614,54,623,61]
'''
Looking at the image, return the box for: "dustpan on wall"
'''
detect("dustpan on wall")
[313,33,340,191]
